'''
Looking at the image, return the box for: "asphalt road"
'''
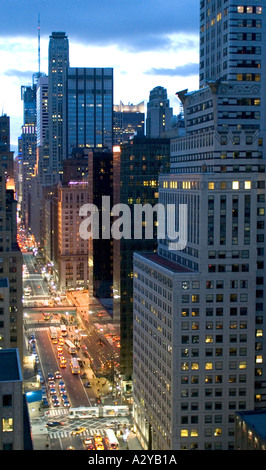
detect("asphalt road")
[30,326,97,408]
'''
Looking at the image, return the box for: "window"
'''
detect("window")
[2,418,13,432]
[232,181,239,190]
[2,395,12,407]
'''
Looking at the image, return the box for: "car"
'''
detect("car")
[53,400,60,407]
[59,387,66,395]
[84,438,95,450]
[95,444,105,451]
[94,434,103,444]
[48,373,54,381]
[58,380,65,388]
[60,356,66,364]
[63,400,70,407]
[84,382,91,388]
[59,362,66,368]
[52,395,59,402]
[50,388,57,395]
[45,421,65,427]
[62,395,69,402]
[48,381,56,388]
[70,427,87,436]
[54,371,62,379]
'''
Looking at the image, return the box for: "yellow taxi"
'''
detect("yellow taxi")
[59,357,67,368]
[70,427,87,436]
[94,434,103,444]
[58,337,65,346]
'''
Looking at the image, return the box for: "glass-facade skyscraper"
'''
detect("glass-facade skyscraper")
[63,67,113,158]
[48,32,69,180]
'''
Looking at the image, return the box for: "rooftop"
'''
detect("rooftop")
[136,252,195,274]
[0,348,22,382]
[237,410,266,441]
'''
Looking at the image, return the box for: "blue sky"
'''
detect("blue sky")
[0,0,199,151]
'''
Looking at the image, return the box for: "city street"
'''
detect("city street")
[22,252,137,450]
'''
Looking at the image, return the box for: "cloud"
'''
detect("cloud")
[145,62,199,77]
[0,0,199,52]
[4,69,35,81]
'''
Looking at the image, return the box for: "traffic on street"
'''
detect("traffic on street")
[21,234,134,451]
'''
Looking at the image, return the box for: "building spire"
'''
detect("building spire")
[38,13,41,76]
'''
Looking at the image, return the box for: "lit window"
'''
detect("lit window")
[191,429,199,437]
[191,363,199,370]
[206,335,213,343]
[214,428,222,437]
[239,361,247,369]
[237,6,244,13]
[232,181,239,190]
[256,330,263,337]
[2,418,13,432]
[245,181,251,190]
[208,182,215,190]
[205,362,213,370]
[181,429,189,437]
[256,355,263,363]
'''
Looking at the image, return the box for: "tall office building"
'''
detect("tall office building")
[0,115,14,179]
[133,0,266,450]
[20,83,37,228]
[113,101,145,145]
[48,32,69,181]
[63,67,113,157]
[0,166,23,361]
[30,75,50,247]
[87,148,114,299]
[113,137,170,386]
[146,86,173,138]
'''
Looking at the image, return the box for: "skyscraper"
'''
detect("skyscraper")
[0,115,14,179]
[20,83,37,229]
[48,32,69,181]
[146,86,173,138]
[133,0,266,450]
[113,101,145,145]
[113,137,170,386]
[63,67,113,157]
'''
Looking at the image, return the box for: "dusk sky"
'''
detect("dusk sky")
[0,0,199,152]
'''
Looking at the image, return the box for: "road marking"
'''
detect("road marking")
[49,428,105,439]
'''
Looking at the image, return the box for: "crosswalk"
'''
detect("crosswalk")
[45,407,70,417]
[49,427,105,439]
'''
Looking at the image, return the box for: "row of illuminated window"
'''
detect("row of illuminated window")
[181,334,248,344]
[181,320,248,330]
[182,307,249,317]
[237,6,262,14]
[181,361,249,371]
[182,293,249,303]
[208,180,251,190]
[182,279,248,290]
[181,348,250,359]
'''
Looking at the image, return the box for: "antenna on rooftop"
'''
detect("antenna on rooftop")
[38,13,41,76]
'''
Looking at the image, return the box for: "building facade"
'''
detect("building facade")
[48,31,69,182]
[146,86,173,139]
[133,0,266,450]
[63,67,113,158]
[0,349,24,450]
[113,137,170,382]
[113,101,145,145]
